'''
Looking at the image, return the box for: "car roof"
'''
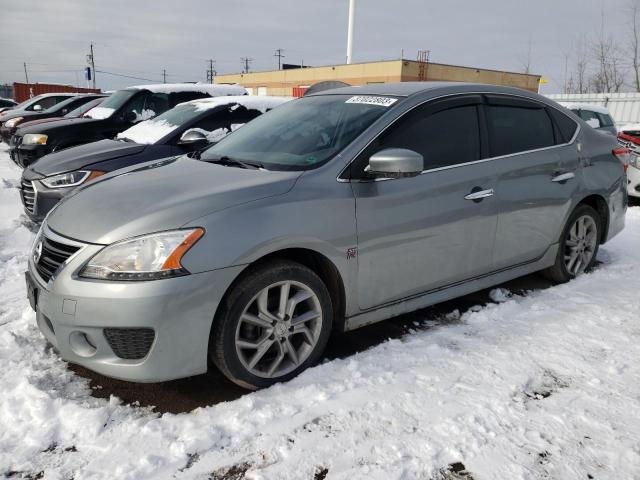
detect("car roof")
[126,83,247,96]
[308,81,543,99]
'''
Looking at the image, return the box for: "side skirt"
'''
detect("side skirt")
[344,243,558,332]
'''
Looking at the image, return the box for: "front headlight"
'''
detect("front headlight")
[4,117,23,128]
[22,133,48,145]
[40,170,104,189]
[79,228,204,281]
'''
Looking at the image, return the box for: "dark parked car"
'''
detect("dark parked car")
[0,94,107,144]
[20,96,289,221]
[0,93,76,132]
[11,83,246,167]
[0,97,17,114]
[8,97,107,163]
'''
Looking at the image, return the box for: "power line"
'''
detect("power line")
[95,70,161,83]
[274,48,285,70]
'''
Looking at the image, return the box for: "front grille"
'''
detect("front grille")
[103,328,155,360]
[10,135,21,148]
[20,179,36,214]
[35,235,80,283]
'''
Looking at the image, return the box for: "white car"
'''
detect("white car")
[560,103,617,136]
[618,127,640,199]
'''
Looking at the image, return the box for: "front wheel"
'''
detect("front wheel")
[211,260,333,389]
[543,204,601,283]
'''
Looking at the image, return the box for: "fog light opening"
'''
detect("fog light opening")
[69,331,97,358]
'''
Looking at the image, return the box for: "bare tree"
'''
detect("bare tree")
[628,0,640,91]
[519,38,534,75]
[591,11,626,92]
[566,37,591,93]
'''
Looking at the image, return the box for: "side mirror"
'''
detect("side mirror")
[123,111,138,123]
[179,129,208,146]
[367,148,424,178]
[33,104,43,112]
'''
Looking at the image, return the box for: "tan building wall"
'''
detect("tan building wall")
[214,59,541,96]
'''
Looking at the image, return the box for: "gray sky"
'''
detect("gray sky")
[0,0,629,94]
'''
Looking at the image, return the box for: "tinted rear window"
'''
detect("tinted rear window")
[486,105,555,157]
[548,108,578,143]
[597,112,614,127]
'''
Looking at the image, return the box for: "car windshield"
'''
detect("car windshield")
[83,89,136,119]
[200,94,396,170]
[64,98,104,118]
[117,103,204,144]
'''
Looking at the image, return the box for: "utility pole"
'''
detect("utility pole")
[274,48,285,70]
[207,59,216,83]
[89,43,96,89]
[346,0,356,64]
[23,62,29,84]
[162,69,167,83]
[241,57,253,74]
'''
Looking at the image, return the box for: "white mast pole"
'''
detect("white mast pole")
[346,0,356,64]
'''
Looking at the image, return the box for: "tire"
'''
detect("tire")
[543,204,601,283]
[211,260,333,389]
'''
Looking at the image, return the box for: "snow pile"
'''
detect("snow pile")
[84,106,115,120]
[0,141,639,479]
[117,118,176,145]
[190,95,291,113]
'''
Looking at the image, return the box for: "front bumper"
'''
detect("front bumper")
[27,224,245,382]
[0,125,13,144]
[628,164,640,198]
[16,143,51,167]
[19,176,67,223]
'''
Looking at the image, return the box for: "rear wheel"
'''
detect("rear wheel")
[211,260,333,389]
[543,204,601,283]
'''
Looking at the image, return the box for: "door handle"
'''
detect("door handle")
[551,171,575,183]
[464,188,494,202]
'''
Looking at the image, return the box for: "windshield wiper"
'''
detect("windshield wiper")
[203,156,263,170]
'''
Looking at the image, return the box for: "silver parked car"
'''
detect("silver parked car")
[26,83,628,389]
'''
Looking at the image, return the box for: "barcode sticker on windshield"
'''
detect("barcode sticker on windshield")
[345,96,397,107]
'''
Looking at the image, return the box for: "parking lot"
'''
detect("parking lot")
[1,140,639,479]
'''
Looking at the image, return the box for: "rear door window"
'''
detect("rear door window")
[485,101,555,157]
[547,108,578,144]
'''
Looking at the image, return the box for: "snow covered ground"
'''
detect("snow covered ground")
[0,141,639,479]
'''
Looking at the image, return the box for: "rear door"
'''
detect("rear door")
[489,95,580,269]
[351,95,500,310]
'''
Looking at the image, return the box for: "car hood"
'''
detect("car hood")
[31,139,147,176]
[46,157,302,244]
[17,116,102,135]
[16,116,64,130]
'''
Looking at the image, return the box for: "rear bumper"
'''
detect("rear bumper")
[28,225,245,382]
[628,165,640,198]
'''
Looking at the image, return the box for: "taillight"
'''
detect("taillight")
[613,147,631,172]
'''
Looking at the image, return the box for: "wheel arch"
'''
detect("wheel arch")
[575,193,609,244]
[212,247,348,340]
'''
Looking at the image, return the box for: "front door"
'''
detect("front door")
[350,96,500,310]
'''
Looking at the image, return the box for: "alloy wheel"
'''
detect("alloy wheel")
[234,280,323,378]
[564,214,598,276]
